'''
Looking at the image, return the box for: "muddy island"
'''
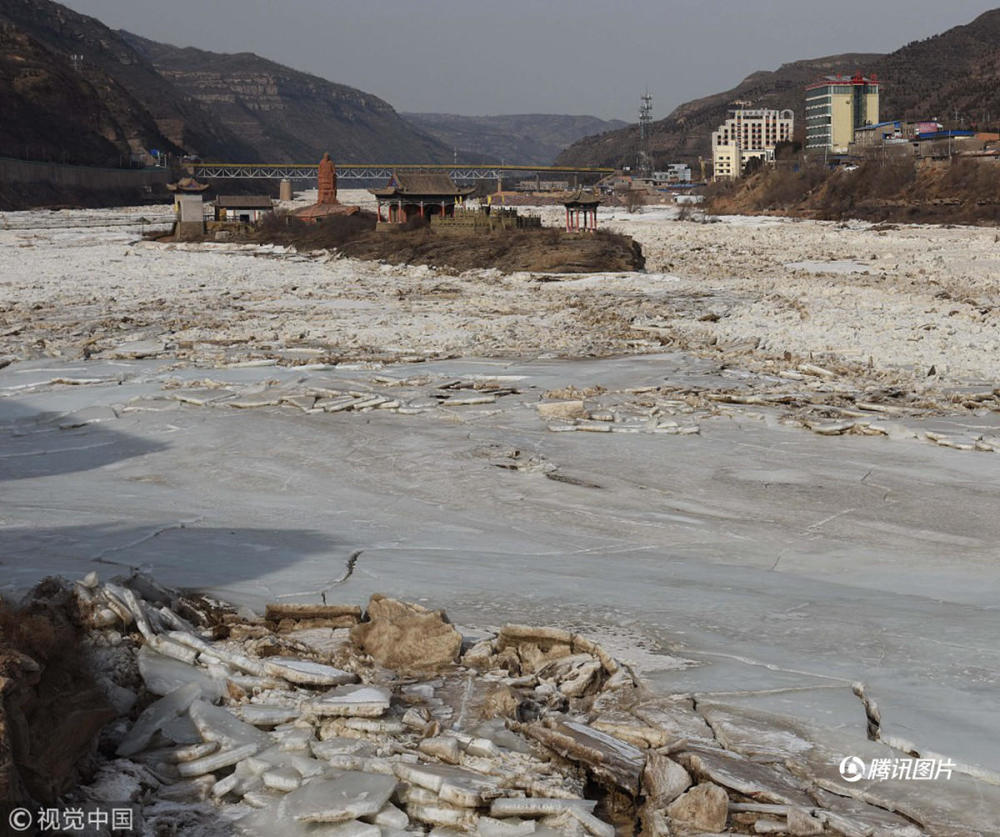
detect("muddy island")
[242,211,645,275]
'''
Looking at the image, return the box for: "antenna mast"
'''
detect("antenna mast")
[638,90,653,176]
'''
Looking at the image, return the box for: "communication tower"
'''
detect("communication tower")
[637,91,653,176]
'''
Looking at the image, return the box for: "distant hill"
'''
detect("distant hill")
[875,9,1000,125]
[557,8,1000,169]
[0,0,453,167]
[121,33,452,164]
[555,53,883,169]
[0,0,249,162]
[400,113,628,165]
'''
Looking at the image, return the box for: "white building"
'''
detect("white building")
[650,164,692,184]
[712,107,794,180]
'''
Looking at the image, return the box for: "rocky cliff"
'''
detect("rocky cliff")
[121,33,451,164]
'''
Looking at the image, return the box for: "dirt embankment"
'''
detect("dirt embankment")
[246,212,645,274]
[706,157,1000,225]
[0,579,115,803]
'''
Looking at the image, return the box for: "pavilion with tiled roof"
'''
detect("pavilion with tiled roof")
[371,171,475,225]
[561,189,601,232]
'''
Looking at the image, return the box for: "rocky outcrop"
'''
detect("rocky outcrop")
[350,595,462,672]
[0,578,115,803]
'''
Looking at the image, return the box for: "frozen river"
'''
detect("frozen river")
[3,352,1000,829]
[3,204,1000,829]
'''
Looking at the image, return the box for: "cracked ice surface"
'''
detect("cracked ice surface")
[4,353,1000,793]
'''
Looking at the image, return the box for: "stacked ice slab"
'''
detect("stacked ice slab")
[72,573,938,835]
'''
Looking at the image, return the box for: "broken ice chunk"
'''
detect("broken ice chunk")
[273,725,315,751]
[478,817,537,837]
[302,684,391,718]
[262,766,302,792]
[283,771,398,823]
[166,631,267,676]
[173,741,219,763]
[188,699,273,750]
[565,806,615,837]
[407,803,478,830]
[157,775,216,803]
[471,719,533,754]
[418,736,461,764]
[177,742,260,777]
[364,801,409,829]
[466,738,499,758]
[310,737,371,760]
[327,718,404,735]
[243,788,288,808]
[245,745,327,779]
[393,763,500,808]
[261,657,358,687]
[490,798,596,818]
[116,682,203,757]
[235,704,301,727]
[136,645,227,699]
[160,713,204,745]
[148,635,199,665]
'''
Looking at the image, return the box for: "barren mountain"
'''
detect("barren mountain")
[0,20,128,165]
[121,33,451,164]
[875,8,1000,125]
[0,0,250,161]
[400,113,627,165]
[0,0,453,167]
[558,7,1000,169]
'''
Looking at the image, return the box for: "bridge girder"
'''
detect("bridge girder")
[190,163,614,181]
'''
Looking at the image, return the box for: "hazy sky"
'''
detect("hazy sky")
[62,0,1000,121]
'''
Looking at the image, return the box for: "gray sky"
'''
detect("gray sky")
[63,0,1000,121]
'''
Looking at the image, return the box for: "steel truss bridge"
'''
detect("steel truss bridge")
[190,163,614,181]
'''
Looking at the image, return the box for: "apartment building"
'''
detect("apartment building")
[805,73,880,153]
[711,107,795,180]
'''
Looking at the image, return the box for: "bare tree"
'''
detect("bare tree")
[625,189,646,213]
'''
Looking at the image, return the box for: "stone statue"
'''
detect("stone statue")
[317,152,338,204]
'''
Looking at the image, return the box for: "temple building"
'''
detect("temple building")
[167,177,209,239]
[371,172,474,225]
[213,196,273,224]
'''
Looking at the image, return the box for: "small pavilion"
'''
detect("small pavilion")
[371,172,475,225]
[562,191,601,232]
